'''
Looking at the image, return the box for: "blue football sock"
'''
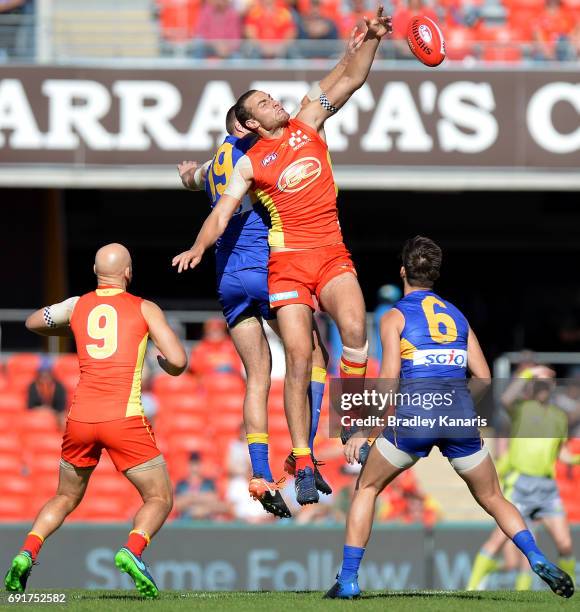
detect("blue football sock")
[339,545,365,581]
[248,442,273,482]
[513,530,543,564]
[308,374,326,452]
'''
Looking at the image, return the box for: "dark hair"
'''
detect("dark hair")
[234,90,258,130]
[401,236,442,288]
[225,106,237,135]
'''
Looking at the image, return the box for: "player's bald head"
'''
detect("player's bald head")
[94,243,132,278]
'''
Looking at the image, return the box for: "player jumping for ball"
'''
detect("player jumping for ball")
[325,236,574,599]
[4,244,187,598]
[172,6,392,506]
[173,32,366,516]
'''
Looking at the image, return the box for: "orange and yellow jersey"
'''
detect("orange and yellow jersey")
[69,287,148,423]
[245,118,343,249]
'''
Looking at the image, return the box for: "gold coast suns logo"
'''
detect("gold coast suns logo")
[277,157,322,193]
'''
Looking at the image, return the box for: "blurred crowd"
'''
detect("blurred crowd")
[0,0,577,62]
[155,0,580,61]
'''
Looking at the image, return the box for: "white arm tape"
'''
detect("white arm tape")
[290,82,323,118]
[224,155,252,201]
[45,296,79,327]
[192,160,212,191]
[306,81,323,102]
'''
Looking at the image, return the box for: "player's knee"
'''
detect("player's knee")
[340,321,367,353]
[555,533,572,556]
[57,490,84,511]
[285,347,312,379]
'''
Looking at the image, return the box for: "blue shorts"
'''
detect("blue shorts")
[217,268,274,327]
[384,430,484,459]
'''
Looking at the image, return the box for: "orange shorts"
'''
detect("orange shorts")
[61,415,160,472]
[268,242,357,310]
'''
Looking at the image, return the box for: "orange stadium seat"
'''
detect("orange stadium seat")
[208,391,244,414]
[0,475,32,498]
[0,391,25,412]
[52,354,80,379]
[88,473,133,497]
[22,432,62,453]
[26,452,61,475]
[166,433,216,458]
[5,353,41,389]
[268,394,285,414]
[153,373,198,395]
[157,392,207,415]
[68,496,128,521]
[268,413,289,434]
[155,412,206,437]
[0,432,20,455]
[0,496,31,521]
[0,374,9,392]
[0,453,24,475]
[209,412,243,434]
[93,453,118,475]
[204,374,245,395]
[20,408,60,433]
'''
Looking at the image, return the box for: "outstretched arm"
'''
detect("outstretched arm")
[172,156,254,272]
[297,6,392,131]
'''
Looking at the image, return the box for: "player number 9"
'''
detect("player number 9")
[421,296,457,344]
[86,304,118,359]
[208,142,234,201]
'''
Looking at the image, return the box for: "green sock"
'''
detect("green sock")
[467,552,500,590]
[558,557,576,586]
[515,571,533,590]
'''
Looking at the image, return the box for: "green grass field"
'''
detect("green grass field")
[1,591,575,611]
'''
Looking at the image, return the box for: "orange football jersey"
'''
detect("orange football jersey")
[246,118,343,249]
[68,287,148,423]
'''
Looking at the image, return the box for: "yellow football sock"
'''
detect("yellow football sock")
[559,557,576,586]
[247,433,269,445]
[515,572,533,591]
[292,447,311,456]
[466,552,500,590]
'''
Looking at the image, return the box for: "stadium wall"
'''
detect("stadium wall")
[0,66,578,190]
[1,523,579,591]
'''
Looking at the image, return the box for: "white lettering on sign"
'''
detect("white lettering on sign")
[361,82,433,152]
[114,81,185,150]
[527,82,580,154]
[438,82,498,153]
[43,80,115,150]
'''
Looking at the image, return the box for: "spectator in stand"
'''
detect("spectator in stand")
[297,0,339,57]
[27,358,66,427]
[339,0,368,38]
[533,0,575,60]
[0,0,25,57]
[157,0,202,50]
[227,423,252,477]
[174,451,229,519]
[244,0,297,58]
[391,0,439,58]
[189,318,243,379]
[193,0,243,58]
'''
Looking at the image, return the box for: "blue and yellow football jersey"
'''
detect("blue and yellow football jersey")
[205,135,270,275]
[394,290,469,379]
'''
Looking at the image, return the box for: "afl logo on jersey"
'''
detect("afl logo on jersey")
[262,152,278,167]
[277,157,322,193]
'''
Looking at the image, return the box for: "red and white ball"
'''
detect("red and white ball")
[406,16,446,67]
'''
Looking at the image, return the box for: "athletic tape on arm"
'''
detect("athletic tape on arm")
[224,155,252,200]
[44,296,79,327]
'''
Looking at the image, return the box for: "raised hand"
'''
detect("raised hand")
[363,5,393,40]
[172,247,203,273]
[346,26,365,56]
[177,160,200,191]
